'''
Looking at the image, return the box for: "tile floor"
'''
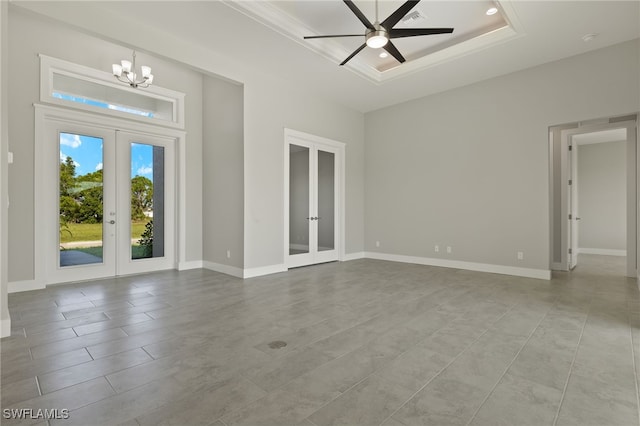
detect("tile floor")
[1,254,639,426]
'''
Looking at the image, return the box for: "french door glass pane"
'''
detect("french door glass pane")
[59,132,104,267]
[317,150,335,252]
[131,143,165,260]
[290,144,310,255]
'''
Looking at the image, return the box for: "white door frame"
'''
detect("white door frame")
[284,128,345,268]
[35,104,186,286]
[559,120,636,277]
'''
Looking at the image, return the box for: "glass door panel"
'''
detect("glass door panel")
[317,150,335,252]
[58,132,105,267]
[116,131,175,276]
[45,120,116,285]
[130,143,165,260]
[289,144,311,255]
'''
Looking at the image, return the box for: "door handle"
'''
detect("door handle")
[576,217,581,221]
[108,220,116,224]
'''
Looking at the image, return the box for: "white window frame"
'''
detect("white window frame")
[40,54,185,129]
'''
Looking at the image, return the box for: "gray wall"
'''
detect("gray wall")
[1,1,10,336]
[243,79,365,269]
[7,7,204,282]
[578,141,626,251]
[202,76,244,269]
[365,40,639,271]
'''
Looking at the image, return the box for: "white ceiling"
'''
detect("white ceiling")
[13,0,640,113]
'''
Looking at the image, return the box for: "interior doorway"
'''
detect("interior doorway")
[570,129,628,270]
[549,115,637,277]
[284,129,345,269]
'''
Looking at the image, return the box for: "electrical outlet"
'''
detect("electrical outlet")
[226,250,231,259]
[517,251,524,260]
[446,246,452,254]
[375,241,380,247]
[434,245,439,253]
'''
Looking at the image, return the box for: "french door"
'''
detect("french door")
[285,130,344,268]
[43,119,175,284]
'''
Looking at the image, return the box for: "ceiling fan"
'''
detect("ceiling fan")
[304,0,454,66]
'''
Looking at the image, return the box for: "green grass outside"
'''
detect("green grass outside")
[60,221,149,243]
[64,245,151,260]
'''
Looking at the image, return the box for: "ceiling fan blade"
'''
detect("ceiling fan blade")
[340,43,367,66]
[383,41,406,63]
[343,0,374,30]
[304,34,363,39]
[381,0,420,30]
[389,28,454,38]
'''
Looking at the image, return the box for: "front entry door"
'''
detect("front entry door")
[44,119,175,284]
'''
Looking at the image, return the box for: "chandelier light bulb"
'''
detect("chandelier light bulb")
[121,60,132,73]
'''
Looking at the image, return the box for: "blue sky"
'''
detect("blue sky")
[59,133,153,181]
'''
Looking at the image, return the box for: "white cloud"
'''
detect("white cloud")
[137,165,152,175]
[95,162,103,171]
[60,134,82,148]
[59,152,79,168]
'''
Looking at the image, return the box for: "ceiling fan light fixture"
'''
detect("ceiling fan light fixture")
[366,30,389,49]
[379,52,389,58]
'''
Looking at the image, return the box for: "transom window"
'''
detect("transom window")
[40,54,184,128]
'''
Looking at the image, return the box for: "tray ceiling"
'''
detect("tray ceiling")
[226,0,522,83]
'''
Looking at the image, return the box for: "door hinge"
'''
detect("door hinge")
[569,145,573,151]
[569,214,572,220]
[568,179,572,185]
[569,248,572,254]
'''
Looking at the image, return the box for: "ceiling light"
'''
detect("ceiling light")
[486,7,498,15]
[379,52,389,58]
[366,25,389,49]
[112,51,154,88]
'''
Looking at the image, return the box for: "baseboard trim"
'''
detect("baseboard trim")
[243,264,287,279]
[203,261,244,278]
[343,252,365,261]
[577,248,627,257]
[9,279,45,293]
[0,316,11,338]
[364,252,552,280]
[178,260,204,271]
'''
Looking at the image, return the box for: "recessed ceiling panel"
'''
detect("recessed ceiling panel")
[227,0,518,83]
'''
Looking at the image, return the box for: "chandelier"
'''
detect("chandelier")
[112,51,154,88]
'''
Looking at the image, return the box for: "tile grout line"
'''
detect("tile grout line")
[379,303,520,426]
[464,302,556,426]
[35,375,43,396]
[227,288,479,424]
[551,299,591,426]
[628,311,640,426]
